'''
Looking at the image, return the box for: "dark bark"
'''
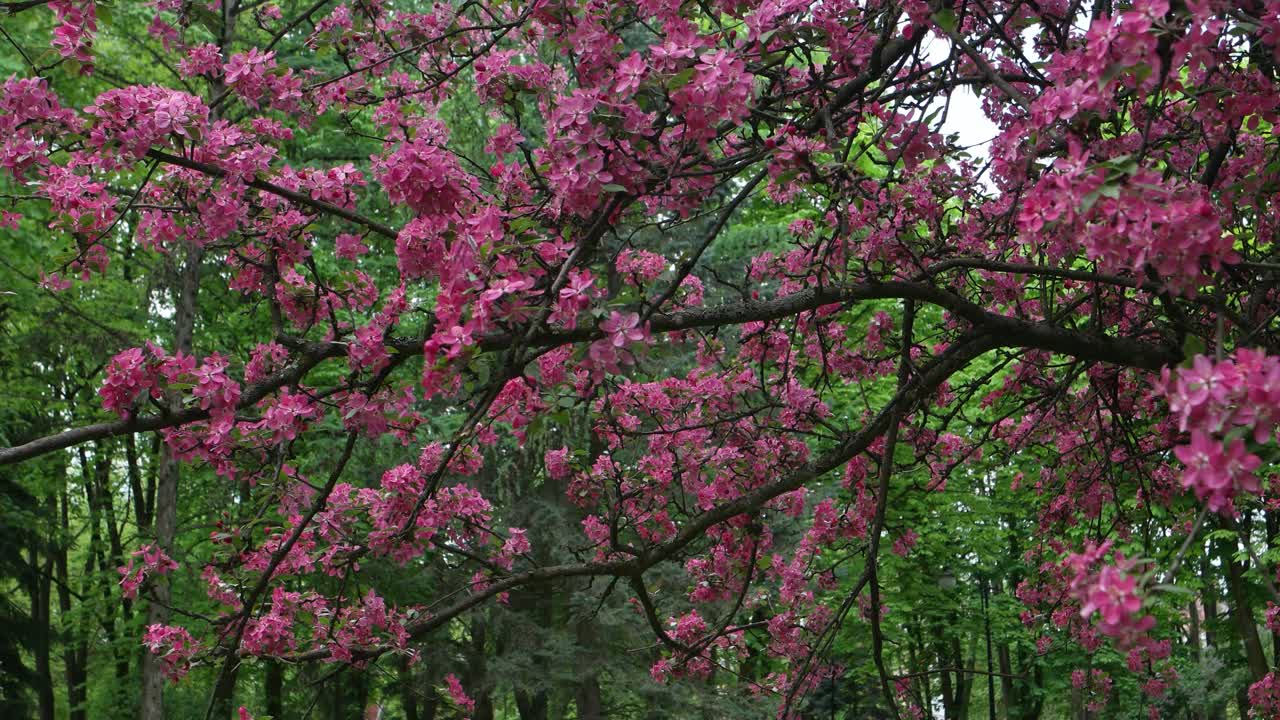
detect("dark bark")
[125,434,149,531]
[1,280,1182,468]
[939,643,956,720]
[29,527,54,720]
[1218,533,1267,683]
[55,482,87,720]
[399,657,418,720]
[94,442,132,684]
[514,689,548,720]
[576,614,604,717]
[465,616,494,720]
[266,662,283,719]
[1188,600,1201,661]
[142,246,201,720]
[1201,554,1226,720]
[1268,510,1280,660]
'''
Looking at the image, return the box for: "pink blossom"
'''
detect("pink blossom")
[444,674,476,715]
[142,624,199,681]
[545,447,571,479]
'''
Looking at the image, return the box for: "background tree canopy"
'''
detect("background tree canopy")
[2,0,1280,719]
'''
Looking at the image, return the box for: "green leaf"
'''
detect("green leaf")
[191,6,222,34]
[508,217,539,234]
[1181,335,1206,366]
[668,68,696,91]
[932,9,958,33]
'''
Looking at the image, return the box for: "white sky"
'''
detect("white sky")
[922,35,1003,155]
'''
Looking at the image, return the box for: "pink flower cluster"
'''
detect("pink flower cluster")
[255,389,321,443]
[891,528,918,557]
[1063,542,1154,650]
[1158,351,1280,513]
[142,624,199,681]
[178,43,222,78]
[1070,669,1113,713]
[444,674,476,716]
[192,354,241,411]
[670,49,754,142]
[223,48,300,109]
[118,544,178,600]
[244,342,289,384]
[586,311,649,378]
[1249,672,1280,720]
[86,86,209,161]
[616,249,667,283]
[40,165,114,246]
[1018,141,1235,293]
[50,1,97,66]
[0,76,78,174]
[552,269,602,329]
[376,140,469,217]
[100,345,243,420]
[99,345,170,416]
[327,589,412,661]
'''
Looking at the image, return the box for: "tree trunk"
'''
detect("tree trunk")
[1268,510,1280,660]
[399,658,419,720]
[94,442,133,685]
[266,662,284,719]
[955,632,976,720]
[1188,599,1202,661]
[126,434,149,531]
[29,528,54,720]
[55,482,88,720]
[1219,533,1268,683]
[939,642,956,720]
[141,247,201,720]
[1200,554,1226,720]
[574,618,604,720]
[996,640,1014,720]
[465,617,494,720]
[514,689,548,720]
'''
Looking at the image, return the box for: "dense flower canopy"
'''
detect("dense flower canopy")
[3,0,1280,717]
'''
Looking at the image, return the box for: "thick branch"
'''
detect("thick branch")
[0,342,342,466]
[0,281,1180,467]
[146,149,399,239]
[285,331,998,663]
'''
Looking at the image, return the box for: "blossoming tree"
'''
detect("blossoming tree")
[3,0,1280,717]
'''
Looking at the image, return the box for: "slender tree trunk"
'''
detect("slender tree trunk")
[1201,554,1225,720]
[324,671,344,720]
[126,434,149,531]
[1219,534,1268,683]
[141,247,202,720]
[940,642,956,720]
[55,482,88,720]
[514,689,548,720]
[266,662,284,719]
[139,447,180,720]
[574,617,604,720]
[399,657,419,720]
[996,641,1014,720]
[29,529,55,720]
[955,633,976,720]
[1268,510,1280,660]
[95,442,133,685]
[1188,600,1202,660]
[575,432,607,720]
[574,677,603,720]
[465,616,494,720]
